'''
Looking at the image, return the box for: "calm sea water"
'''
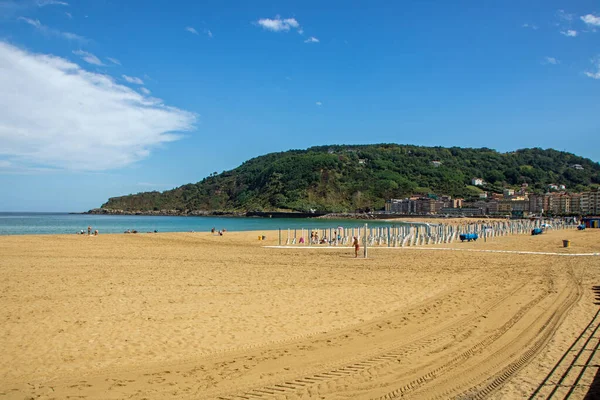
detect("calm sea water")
[0,213,405,235]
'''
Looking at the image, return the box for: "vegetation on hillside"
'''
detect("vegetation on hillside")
[101,145,600,213]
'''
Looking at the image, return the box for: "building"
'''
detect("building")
[570,164,584,170]
[503,189,515,197]
[386,195,452,214]
[497,199,530,215]
[471,178,484,186]
[529,194,543,214]
[385,198,411,214]
[452,198,464,208]
[440,207,484,216]
[582,189,600,215]
[570,193,582,214]
[431,161,442,167]
[479,192,488,199]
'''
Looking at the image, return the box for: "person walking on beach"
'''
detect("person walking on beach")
[353,236,360,258]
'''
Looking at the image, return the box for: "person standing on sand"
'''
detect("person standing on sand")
[87,226,91,235]
[353,236,360,258]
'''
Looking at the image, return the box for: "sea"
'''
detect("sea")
[0,212,408,236]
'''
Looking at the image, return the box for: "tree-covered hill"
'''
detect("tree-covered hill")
[100,145,600,213]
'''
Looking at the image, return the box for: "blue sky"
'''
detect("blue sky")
[1,0,599,211]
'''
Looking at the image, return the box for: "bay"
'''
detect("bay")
[0,213,408,236]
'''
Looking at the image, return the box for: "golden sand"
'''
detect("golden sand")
[0,228,599,399]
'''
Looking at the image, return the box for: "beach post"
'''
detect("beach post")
[364,223,368,258]
[279,228,281,246]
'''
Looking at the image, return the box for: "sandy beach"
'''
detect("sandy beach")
[1,227,599,399]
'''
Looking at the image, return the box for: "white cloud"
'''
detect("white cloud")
[304,36,319,43]
[581,14,600,27]
[283,18,299,28]
[256,16,302,32]
[19,16,86,42]
[557,9,574,22]
[544,57,559,65]
[122,75,144,85]
[65,11,71,18]
[584,58,600,79]
[585,71,600,79]
[37,0,68,7]
[107,57,121,66]
[205,29,213,38]
[140,87,151,95]
[316,101,322,106]
[185,26,198,35]
[522,23,539,30]
[0,41,196,171]
[560,30,577,37]
[19,16,41,28]
[73,50,104,66]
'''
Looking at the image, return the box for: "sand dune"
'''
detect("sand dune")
[0,228,598,399]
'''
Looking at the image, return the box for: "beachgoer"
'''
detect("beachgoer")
[299,237,305,244]
[87,226,91,235]
[211,227,215,234]
[353,236,360,258]
[218,230,223,236]
[94,230,98,236]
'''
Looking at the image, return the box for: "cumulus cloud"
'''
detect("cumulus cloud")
[304,36,319,43]
[122,74,144,85]
[556,9,574,22]
[584,58,600,79]
[140,87,151,95]
[0,41,196,171]
[256,16,302,32]
[522,23,538,30]
[581,14,600,27]
[185,26,198,35]
[561,30,577,37]
[37,0,68,6]
[19,17,86,42]
[73,50,104,66]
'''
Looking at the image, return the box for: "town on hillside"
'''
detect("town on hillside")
[385,178,600,218]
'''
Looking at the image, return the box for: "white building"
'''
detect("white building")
[471,178,484,186]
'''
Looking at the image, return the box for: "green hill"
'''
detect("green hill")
[99,145,600,213]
